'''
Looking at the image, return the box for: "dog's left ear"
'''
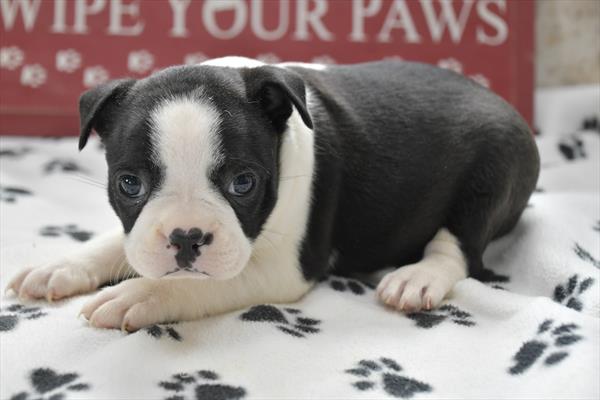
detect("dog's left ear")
[242,66,313,132]
[78,78,135,150]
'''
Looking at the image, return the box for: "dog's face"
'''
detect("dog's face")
[78,63,312,280]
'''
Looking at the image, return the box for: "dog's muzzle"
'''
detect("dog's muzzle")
[168,228,214,269]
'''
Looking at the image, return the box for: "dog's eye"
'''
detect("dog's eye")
[118,174,146,198]
[228,173,256,196]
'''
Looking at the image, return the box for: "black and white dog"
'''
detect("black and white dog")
[6,57,539,331]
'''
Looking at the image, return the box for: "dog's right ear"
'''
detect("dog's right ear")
[78,79,135,151]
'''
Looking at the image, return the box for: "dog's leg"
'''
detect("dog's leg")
[79,259,313,331]
[5,229,134,302]
[376,228,467,312]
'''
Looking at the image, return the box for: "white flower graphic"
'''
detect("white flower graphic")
[128,50,154,74]
[20,64,47,88]
[469,73,490,88]
[83,66,109,88]
[256,53,281,64]
[437,58,463,74]
[56,49,82,73]
[0,46,24,70]
[311,55,336,65]
[383,55,404,62]
[183,52,208,65]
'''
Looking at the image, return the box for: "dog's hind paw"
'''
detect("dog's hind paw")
[376,258,465,313]
[376,227,467,313]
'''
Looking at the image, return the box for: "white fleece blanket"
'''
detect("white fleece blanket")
[1,94,599,399]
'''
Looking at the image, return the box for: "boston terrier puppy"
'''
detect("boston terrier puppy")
[6,57,539,331]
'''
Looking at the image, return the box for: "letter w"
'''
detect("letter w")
[420,0,474,43]
[1,0,41,32]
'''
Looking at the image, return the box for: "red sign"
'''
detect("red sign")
[0,0,534,136]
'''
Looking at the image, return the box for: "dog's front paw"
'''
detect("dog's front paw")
[6,262,101,302]
[376,262,457,313]
[80,278,173,331]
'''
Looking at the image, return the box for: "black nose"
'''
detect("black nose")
[169,228,213,269]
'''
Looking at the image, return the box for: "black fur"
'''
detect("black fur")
[290,61,539,280]
[79,60,539,281]
[79,65,306,236]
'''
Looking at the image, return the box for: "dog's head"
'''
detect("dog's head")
[79,60,312,280]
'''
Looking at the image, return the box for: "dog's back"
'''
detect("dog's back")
[289,61,539,278]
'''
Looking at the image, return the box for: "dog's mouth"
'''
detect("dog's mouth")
[163,267,211,278]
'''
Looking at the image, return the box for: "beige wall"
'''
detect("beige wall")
[536,0,600,87]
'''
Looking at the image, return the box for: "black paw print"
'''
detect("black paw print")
[145,324,182,341]
[0,304,47,332]
[40,224,94,242]
[345,357,432,398]
[9,368,90,400]
[44,159,87,174]
[239,305,320,338]
[407,304,475,329]
[553,274,594,311]
[574,243,600,269]
[0,146,32,158]
[329,277,372,295]
[582,116,599,132]
[159,370,246,400]
[558,134,586,161]
[509,319,582,375]
[0,185,32,203]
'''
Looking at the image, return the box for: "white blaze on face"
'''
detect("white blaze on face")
[151,98,222,200]
[124,97,252,280]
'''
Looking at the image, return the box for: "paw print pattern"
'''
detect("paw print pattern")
[329,277,372,295]
[256,52,281,64]
[558,134,586,161]
[574,243,600,269]
[437,57,463,73]
[312,55,336,64]
[145,324,182,341]
[509,319,582,375]
[183,52,208,65]
[83,65,109,88]
[345,357,432,398]
[407,304,475,329]
[0,146,32,158]
[0,46,24,70]
[44,159,87,174]
[469,73,490,88]
[159,370,246,400]
[553,274,594,311]
[20,64,47,88]
[0,304,47,332]
[582,116,599,132]
[128,50,155,74]
[40,224,94,242]
[0,185,32,203]
[55,49,82,73]
[239,305,320,338]
[9,368,90,400]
